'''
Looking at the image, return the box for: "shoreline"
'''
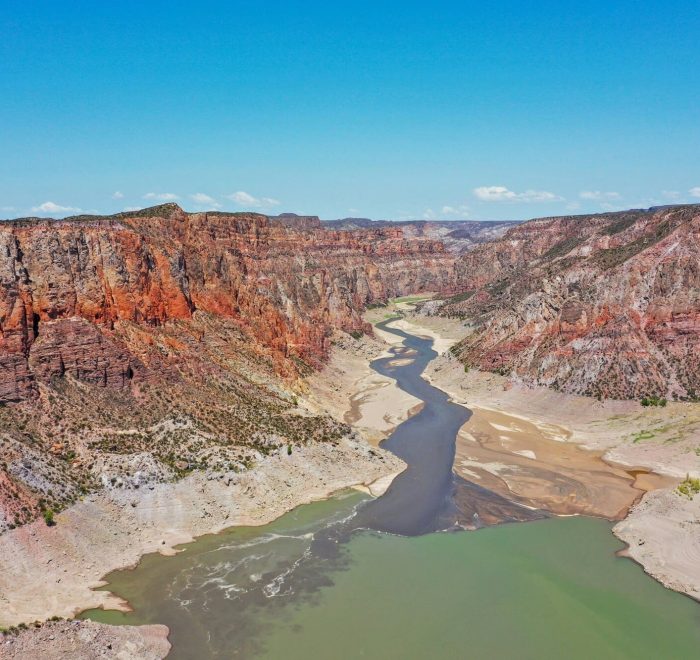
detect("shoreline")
[410,309,700,600]
[303,328,424,446]
[0,318,414,657]
[0,437,404,627]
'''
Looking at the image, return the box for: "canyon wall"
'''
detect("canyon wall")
[3,201,699,405]
[2,201,699,530]
[0,204,458,403]
[442,205,700,400]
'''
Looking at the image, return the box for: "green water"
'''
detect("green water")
[84,494,700,659]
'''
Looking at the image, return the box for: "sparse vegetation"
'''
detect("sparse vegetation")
[542,235,584,260]
[641,395,667,407]
[593,220,673,270]
[391,294,433,304]
[602,215,638,236]
[677,475,700,499]
[631,430,656,443]
[445,290,474,305]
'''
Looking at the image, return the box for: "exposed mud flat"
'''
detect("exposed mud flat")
[356,318,545,535]
[454,406,675,520]
[303,333,422,445]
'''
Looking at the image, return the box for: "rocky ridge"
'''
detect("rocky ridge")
[0,203,460,404]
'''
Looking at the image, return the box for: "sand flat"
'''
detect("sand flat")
[456,406,674,520]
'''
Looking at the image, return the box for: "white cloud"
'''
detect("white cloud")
[1,206,16,212]
[579,191,621,201]
[473,186,562,203]
[190,192,216,204]
[143,192,179,201]
[661,190,681,201]
[31,201,81,214]
[441,204,470,217]
[422,208,437,220]
[112,191,124,199]
[122,206,141,212]
[190,193,222,208]
[689,187,700,198]
[224,191,280,209]
[599,202,624,211]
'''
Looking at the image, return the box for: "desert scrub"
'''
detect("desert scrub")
[631,430,656,443]
[640,395,667,407]
[542,235,584,260]
[677,475,700,499]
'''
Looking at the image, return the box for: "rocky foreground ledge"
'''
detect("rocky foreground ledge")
[2,620,170,659]
[615,488,700,601]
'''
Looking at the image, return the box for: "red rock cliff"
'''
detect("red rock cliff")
[0,204,457,402]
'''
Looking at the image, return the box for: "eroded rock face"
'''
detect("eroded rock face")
[28,318,138,388]
[443,205,700,399]
[0,205,458,402]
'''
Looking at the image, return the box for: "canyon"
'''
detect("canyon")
[440,204,700,400]
[0,204,472,532]
[1,203,699,532]
[0,203,699,655]
[0,204,463,405]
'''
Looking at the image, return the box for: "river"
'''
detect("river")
[83,320,700,658]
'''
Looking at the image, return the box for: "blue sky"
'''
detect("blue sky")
[2,1,699,221]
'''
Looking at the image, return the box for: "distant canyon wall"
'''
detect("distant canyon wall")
[2,202,699,404]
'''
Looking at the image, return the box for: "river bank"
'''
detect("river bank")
[3,298,699,658]
[0,438,403,628]
[0,313,413,658]
[70,309,700,658]
[407,308,700,600]
[302,331,422,446]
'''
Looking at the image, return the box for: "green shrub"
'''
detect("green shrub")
[43,509,55,526]
[677,475,700,499]
[640,395,667,407]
